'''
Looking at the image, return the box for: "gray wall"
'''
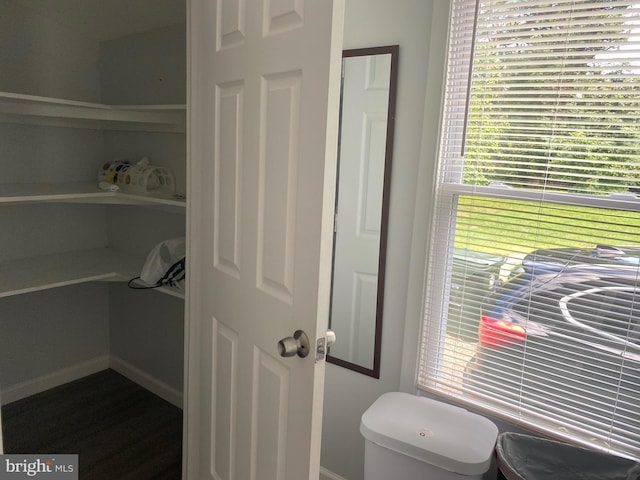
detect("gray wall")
[106,204,185,392]
[321,2,437,478]
[0,4,186,395]
[327,2,539,480]
[108,284,184,392]
[99,23,186,105]
[0,2,110,392]
[100,25,186,392]
[0,284,110,388]
[0,0,100,100]
[0,123,106,184]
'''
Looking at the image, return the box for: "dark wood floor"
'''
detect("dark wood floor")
[1,369,182,480]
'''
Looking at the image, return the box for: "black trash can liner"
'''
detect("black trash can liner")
[496,433,640,480]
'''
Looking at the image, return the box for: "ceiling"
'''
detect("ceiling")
[12,0,185,42]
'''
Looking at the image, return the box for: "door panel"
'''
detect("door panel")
[212,319,238,479]
[187,0,345,478]
[258,71,300,301]
[215,82,242,278]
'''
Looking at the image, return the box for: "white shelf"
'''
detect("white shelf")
[0,248,184,299]
[0,182,186,213]
[0,93,186,299]
[0,91,186,132]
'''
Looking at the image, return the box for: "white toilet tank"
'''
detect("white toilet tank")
[361,392,498,480]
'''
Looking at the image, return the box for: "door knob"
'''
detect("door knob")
[278,330,310,358]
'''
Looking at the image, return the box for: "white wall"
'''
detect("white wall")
[321,2,439,478]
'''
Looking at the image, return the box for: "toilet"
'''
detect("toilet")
[361,392,498,479]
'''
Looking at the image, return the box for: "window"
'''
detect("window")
[419,0,640,460]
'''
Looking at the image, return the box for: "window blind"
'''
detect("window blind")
[420,0,640,460]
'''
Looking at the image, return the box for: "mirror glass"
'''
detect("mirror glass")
[327,45,398,378]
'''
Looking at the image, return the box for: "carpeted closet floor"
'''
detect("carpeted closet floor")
[1,369,182,480]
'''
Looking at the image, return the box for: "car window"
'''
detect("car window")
[563,287,640,346]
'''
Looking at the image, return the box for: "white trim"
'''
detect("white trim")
[183,0,204,478]
[0,356,110,405]
[0,90,186,132]
[320,466,349,480]
[0,356,183,410]
[440,183,640,213]
[109,356,183,409]
[0,248,185,300]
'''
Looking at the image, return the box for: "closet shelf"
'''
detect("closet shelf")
[0,91,186,132]
[0,248,184,299]
[0,182,186,212]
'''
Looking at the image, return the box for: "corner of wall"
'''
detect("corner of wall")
[399,0,451,394]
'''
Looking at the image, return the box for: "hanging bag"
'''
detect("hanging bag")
[128,237,185,290]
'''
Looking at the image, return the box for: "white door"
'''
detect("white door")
[186,0,345,479]
[330,54,391,367]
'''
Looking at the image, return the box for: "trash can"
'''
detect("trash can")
[361,392,498,480]
[496,432,640,480]
[448,248,505,341]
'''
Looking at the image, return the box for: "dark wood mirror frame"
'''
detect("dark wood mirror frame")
[327,45,399,378]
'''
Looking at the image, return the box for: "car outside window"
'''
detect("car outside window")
[565,287,640,346]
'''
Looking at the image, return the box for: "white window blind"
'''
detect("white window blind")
[420,0,640,460]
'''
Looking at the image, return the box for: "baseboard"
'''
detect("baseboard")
[109,356,183,409]
[0,356,110,405]
[320,466,348,480]
[0,356,183,410]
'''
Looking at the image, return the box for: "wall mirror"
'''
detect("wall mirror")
[327,45,398,378]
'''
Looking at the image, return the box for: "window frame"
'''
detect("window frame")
[418,0,640,459]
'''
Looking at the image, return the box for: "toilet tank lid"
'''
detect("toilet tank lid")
[360,392,498,476]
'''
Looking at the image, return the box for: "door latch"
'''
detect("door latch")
[316,330,336,362]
